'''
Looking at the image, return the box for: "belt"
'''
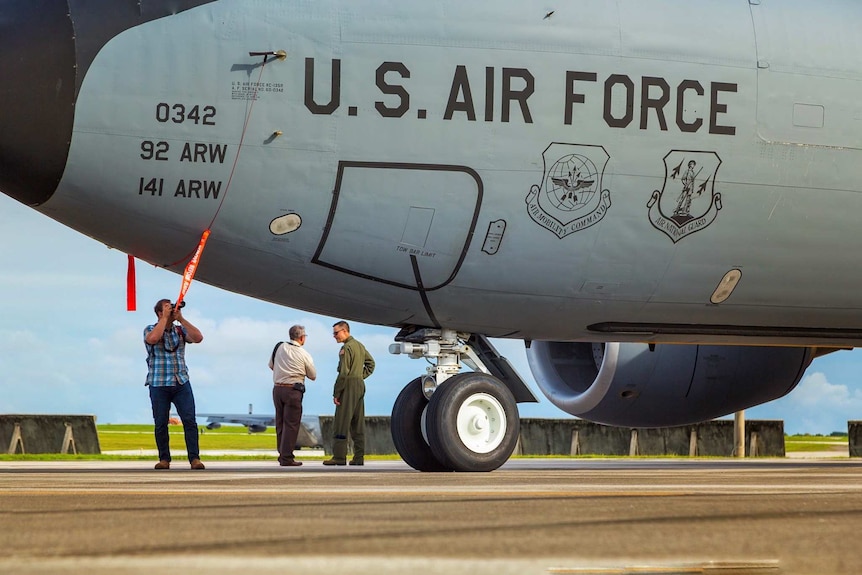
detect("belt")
[274,382,299,387]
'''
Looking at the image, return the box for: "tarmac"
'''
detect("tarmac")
[2,456,862,575]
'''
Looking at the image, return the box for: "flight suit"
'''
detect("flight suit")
[331,336,375,461]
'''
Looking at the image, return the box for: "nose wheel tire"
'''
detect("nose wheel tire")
[425,372,519,472]
[391,378,453,472]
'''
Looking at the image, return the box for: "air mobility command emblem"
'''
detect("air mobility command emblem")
[647,150,722,243]
[525,143,611,239]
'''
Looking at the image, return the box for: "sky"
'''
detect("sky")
[2,192,862,435]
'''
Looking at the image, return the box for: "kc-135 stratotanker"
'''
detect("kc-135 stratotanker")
[1,0,858,470]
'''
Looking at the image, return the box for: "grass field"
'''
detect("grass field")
[98,423,277,451]
[98,426,848,453]
[784,434,848,453]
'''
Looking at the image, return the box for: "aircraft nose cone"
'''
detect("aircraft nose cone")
[0,0,76,206]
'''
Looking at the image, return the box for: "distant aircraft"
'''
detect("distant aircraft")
[200,413,323,449]
[1,0,857,471]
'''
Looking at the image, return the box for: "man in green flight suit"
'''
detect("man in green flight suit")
[323,321,375,466]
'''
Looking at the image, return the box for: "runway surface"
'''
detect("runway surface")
[1,458,861,574]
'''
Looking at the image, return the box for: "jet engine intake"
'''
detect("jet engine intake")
[525,341,814,427]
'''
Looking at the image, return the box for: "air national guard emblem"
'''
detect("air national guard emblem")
[525,143,611,239]
[647,150,722,243]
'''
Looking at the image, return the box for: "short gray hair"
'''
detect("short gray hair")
[289,325,306,341]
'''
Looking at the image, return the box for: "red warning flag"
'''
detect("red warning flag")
[126,255,137,311]
[176,229,211,308]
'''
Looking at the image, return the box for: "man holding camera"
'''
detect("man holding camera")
[144,298,205,470]
[269,325,317,466]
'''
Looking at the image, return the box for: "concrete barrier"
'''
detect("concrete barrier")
[0,415,101,454]
[518,419,783,457]
[318,415,784,457]
[319,416,395,457]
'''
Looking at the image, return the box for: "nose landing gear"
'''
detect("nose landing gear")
[389,328,532,472]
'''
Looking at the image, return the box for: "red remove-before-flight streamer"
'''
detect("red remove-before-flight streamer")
[175,229,211,308]
[126,254,136,311]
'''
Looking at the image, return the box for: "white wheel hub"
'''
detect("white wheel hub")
[455,392,507,454]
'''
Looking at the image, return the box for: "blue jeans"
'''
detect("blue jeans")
[149,383,200,462]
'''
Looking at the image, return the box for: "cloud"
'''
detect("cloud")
[791,372,861,406]
[750,371,862,435]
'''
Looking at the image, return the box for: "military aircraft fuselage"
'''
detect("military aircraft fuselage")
[3,0,861,346]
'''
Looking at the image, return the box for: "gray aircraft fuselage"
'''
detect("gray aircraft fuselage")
[2,0,861,347]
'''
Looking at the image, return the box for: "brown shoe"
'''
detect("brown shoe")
[190,459,205,470]
[322,458,346,466]
[279,460,303,467]
[154,460,170,470]
[348,458,364,466]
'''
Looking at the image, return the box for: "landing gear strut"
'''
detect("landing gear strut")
[389,328,525,472]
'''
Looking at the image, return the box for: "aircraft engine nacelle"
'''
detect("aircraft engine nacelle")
[525,341,815,427]
[247,424,268,433]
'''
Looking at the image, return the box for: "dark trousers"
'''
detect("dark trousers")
[273,385,303,463]
[332,381,365,460]
[149,383,199,462]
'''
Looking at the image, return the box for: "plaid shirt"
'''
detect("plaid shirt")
[144,324,191,387]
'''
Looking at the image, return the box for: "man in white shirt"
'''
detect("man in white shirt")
[269,325,317,466]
